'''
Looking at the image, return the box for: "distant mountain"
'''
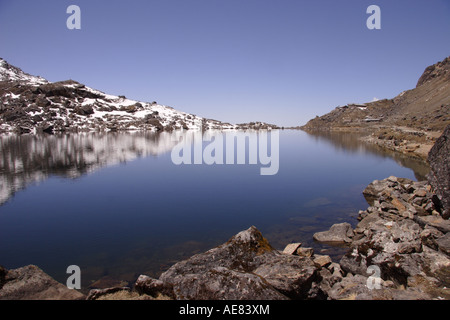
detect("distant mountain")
[0,58,278,134]
[301,56,450,133]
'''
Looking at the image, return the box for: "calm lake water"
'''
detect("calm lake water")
[0,130,429,290]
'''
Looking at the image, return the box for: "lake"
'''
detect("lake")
[0,130,429,290]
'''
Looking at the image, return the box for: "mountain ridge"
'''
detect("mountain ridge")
[0,58,279,134]
[301,56,450,132]
[300,56,450,159]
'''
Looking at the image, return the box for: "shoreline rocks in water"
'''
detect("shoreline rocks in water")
[87,125,450,300]
[1,126,449,300]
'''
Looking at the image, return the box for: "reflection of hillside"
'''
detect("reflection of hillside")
[0,132,180,206]
[304,130,430,181]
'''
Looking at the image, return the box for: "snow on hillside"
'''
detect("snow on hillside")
[0,58,48,85]
[0,58,242,133]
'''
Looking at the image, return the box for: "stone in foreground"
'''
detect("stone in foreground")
[138,226,321,300]
[0,265,85,300]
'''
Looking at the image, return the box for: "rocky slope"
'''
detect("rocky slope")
[0,58,278,134]
[301,56,450,159]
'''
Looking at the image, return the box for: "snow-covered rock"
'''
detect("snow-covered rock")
[0,58,276,134]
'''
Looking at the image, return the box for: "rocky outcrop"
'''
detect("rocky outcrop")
[417,57,450,88]
[427,124,450,219]
[301,56,450,152]
[138,226,323,300]
[129,193,448,301]
[0,265,85,300]
[126,226,348,300]
[333,177,450,300]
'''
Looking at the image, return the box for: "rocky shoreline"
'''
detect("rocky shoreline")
[299,56,450,162]
[359,125,442,161]
[0,125,448,300]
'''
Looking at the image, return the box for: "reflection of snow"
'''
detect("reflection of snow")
[0,132,182,206]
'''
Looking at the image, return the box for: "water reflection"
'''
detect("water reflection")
[0,130,430,207]
[0,129,432,289]
[304,130,430,181]
[0,132,179,206]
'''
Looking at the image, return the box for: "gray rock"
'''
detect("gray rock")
[0,265,85,300]
[313,223,354,244]
[314,168,450,300]
[327,274,372,300]
[253,255,318,299]
[167,266,288,300]
[363,179,391,204]
[135,275,175,299]
[414,215,450,233]
[427,124,450,219]
[339,249,371,276]
[156,226,318,300]
[420,226,444,250]
[436,233,450,256]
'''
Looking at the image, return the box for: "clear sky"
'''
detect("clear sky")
[1,0,449,126]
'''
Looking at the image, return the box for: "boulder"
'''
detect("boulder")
[313,222,354,244]
[149,226,320,300]
[363,179,392,204]
[253,255,318,299]
[163,266,288,300]
[427,124,450,219]
[0,265,85,300]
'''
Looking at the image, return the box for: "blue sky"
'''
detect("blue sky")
[0,0,449,126]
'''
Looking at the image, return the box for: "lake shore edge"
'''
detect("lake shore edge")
[1,125,448,300]
[297,125,441,162]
